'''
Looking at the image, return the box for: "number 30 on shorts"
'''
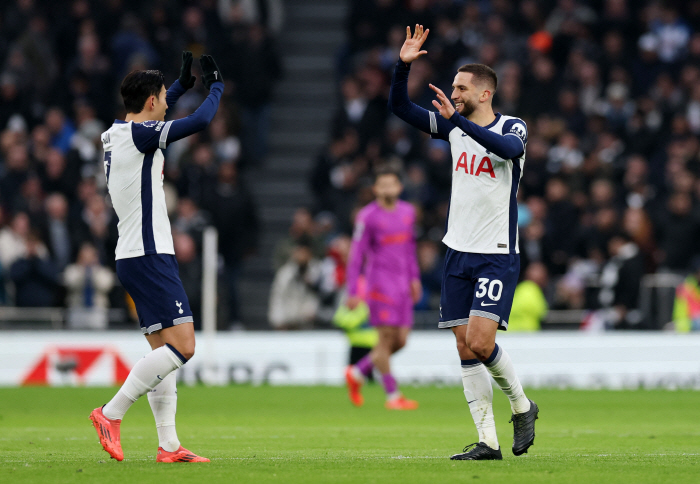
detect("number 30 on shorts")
[475,278,503,301]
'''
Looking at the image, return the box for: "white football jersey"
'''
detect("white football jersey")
[431,112,527,255]
[101,119,174,260]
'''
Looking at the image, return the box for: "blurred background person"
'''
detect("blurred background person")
[672,257,700,333]
[508,262,549,332]
[9,231,59,307]
[63,242,114,329]
[268,237,322,330]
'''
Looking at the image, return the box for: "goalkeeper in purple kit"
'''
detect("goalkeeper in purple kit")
[344,165,422,410]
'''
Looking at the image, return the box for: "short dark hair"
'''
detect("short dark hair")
[457,64,498,92]
[373,163,402,183]
[120,70,165,113]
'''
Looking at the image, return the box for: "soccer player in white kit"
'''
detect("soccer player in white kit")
[89,52,223,463]
[389,26,539,460]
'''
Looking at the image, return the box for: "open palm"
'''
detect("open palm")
[400,24,430,64]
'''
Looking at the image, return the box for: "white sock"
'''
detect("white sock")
[103,345,185,420]
[484,344,530,414]
[148,370,181,452]
[350,366,365,383]
[461,360,499,450]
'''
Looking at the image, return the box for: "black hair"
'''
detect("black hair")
[120,70,165,113]
[457,64,498,92]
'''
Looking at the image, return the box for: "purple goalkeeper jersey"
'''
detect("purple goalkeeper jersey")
[346,200,420,303]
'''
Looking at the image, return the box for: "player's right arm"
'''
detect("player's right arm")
[131,55,225,153]
[388,25,454,141]
[346,210,373,309]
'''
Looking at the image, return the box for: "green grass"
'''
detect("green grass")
[0,385,698,483]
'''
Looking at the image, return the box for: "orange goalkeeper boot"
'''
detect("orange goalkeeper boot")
[89,406,124,461]
[345,365,364,407]
[157,446,210,463]
[385,395,419,410]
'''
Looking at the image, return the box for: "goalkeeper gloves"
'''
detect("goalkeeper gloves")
[200,55,223,90]
[178,51,196,89]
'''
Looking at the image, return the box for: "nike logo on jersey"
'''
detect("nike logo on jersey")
[481,302,497,307]
[467,399,476,404]
[156,375,163,380]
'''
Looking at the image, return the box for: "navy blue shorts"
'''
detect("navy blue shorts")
[116,254,194,335]
[438,249,520,331]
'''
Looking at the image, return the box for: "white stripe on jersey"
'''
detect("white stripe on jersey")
[159,120,173,150]
[429,111,438,134]
[442,114,525,255]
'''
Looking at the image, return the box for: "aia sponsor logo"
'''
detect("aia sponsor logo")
[455,152,496,178]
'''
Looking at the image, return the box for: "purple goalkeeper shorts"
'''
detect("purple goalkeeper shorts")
[366,288,414,328]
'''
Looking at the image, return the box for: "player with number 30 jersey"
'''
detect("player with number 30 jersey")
[389,25,539,461]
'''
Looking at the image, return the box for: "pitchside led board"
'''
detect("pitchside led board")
[3,331,700,389]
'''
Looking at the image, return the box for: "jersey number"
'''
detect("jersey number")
[104,151,112,184]
[476,278,503,301]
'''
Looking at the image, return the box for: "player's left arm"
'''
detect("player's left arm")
[430,85,527,159]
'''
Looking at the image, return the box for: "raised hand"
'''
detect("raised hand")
[429,83,455,119]
[179,51,196,89]
[200,55,223,90]
[399,24,430,64]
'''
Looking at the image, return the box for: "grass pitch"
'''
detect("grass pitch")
[0,385,698,483]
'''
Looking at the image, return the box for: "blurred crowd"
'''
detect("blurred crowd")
[270,0,700,331]
[0,0,286,326]
[4,0,700,332]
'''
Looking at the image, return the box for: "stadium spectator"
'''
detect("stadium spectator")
[672,256,700,332]
[0,212,32,269]
[75,192,118,267]
[173,232,203,330]
[597,232,646,329]
[655,191,700,272]
[0,143,31,213]
[317,234,352,322]
[509,262,549,332]
[45,107,76,155]
[415,239,442,311]
[268,237,322,329]
[63,242,115,329]
[205,162,259,325]
[230,23,282,165]
[5,0,700,330]
[39,193,76,271]
[273,207,325,270]
[176,143,219,209]
[9,231,59,307]
[172,198,210,249]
